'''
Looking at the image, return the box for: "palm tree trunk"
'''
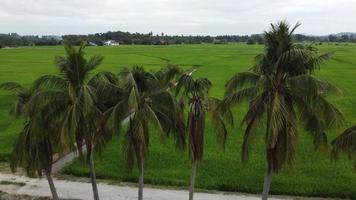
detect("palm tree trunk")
[89,152,100,200]
[262,165,273,200]
[44,169,59,200]
[138,159,144,200]
[76,139,85,166]
[189,160,198,200]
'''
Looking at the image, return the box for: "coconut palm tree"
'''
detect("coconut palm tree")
[0,82,60,200]
[331,125,356,170]
[105,66,185,200]
[222,21,344,200]
[175,72,233,200]
[11,112,61,200]
[33,41,105,200]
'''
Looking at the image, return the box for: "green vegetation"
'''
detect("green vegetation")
[222,22,344,200]
[1,43,356,199]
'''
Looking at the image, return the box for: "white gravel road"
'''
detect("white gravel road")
[0,172,289,200]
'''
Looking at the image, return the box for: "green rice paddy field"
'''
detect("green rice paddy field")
[1,44,356,199]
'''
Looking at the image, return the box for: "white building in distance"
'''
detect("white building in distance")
[104,40,120,46]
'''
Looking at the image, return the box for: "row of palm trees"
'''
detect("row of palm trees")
[0,21,355,200]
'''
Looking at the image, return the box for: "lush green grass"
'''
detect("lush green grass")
[1,44,356,199]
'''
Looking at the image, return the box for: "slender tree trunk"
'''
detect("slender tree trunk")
[89,152,100,200]
[189,160,198,200]
[77,139,85,166]
[45,169,59,200]
[138,159,144,200]
[262,164,273,200]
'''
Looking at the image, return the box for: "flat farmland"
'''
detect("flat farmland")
[1,44,356,199]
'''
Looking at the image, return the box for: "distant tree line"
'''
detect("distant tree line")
[62,31,216,45]
[0,33,61,48]
[294,34,356,43]
[1,31,356,48]
[62,32,270,45]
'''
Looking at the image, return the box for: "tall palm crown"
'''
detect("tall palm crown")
[35,41,104,159]
[104,66,185,200]
[1,82,61,200]
[0,82,58,174]
[222,22,343,199]
[176,74,231,162]
[113,66,185,170]
[10,102,60,177]
[33,41,106,200]
[254,22,331,77]
[175,71,232,200]
[177,75,211,162]
[224,21,343,171]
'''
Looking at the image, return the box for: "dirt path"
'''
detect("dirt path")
[0,172,290,200]
[51,145,87,174]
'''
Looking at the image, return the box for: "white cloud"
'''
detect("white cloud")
[0,0,355,35]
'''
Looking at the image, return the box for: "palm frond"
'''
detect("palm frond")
[175,73,195,96]
[288,75,341,96]
[155,64,183,87]
[266,92,288,148]
[222,87,259,109]
[225,72,260,94]
[332,125,356,170]
[241,95,266,162]
[0,82,28,95]
[32,75,67,90]
[207,97,234,147]
[85,55,104,74]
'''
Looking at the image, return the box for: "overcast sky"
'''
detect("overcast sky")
[0,0,355,36]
